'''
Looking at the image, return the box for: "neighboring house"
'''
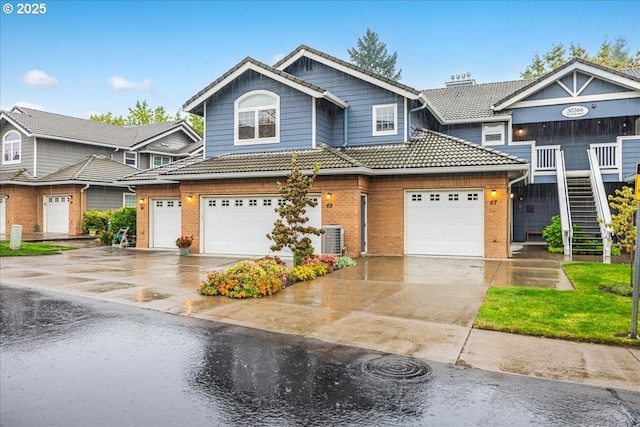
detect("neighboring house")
[131,45,532,258]
[418,59,640,254]
[0,107,203,234]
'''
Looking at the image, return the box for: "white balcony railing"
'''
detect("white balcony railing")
[590,142,620,171]
[534,145,560,172]
[555,149,572,256]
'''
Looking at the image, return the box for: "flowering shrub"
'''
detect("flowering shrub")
[314,254,338,271]
[176,235,193,248]
[336,256,357,269]
[198,259,287,298]
[256,255,287,267]
[289,264,318,282]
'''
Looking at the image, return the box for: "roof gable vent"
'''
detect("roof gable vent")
[445,72,476,87]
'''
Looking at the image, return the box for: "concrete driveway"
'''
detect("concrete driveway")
[1,244,638,392]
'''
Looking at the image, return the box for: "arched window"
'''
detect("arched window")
[3,131,21,164]
[234,90,279,145]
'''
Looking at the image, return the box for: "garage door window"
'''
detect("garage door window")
[429,194,440,201]
[448,193,459,201]
[468,193,479,201]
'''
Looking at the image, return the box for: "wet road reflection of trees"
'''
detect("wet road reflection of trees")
[1,285,638,427]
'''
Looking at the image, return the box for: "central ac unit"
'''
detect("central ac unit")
[321,225,344,255]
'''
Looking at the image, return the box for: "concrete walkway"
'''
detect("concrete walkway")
[1,243,638,393]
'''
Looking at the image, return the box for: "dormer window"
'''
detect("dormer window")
[3,131,21,164]
[482,123,505,145]
[234,90,279,145]
[372,104,397,136]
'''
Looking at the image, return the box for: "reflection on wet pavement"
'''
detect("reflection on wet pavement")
[2,286,638,426]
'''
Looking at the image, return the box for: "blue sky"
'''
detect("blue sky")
[1,1,639,119]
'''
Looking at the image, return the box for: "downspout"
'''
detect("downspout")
[342,106,349,147]
[507,167,530,256]
[408,102,428,141]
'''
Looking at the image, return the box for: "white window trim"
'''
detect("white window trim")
[372,104,398,136]
[234,90,280,146]
[123,193,136,207]
[482,122,505,146]
[124,151,137,167]
[152,155,171,168]
[3,130,21,165]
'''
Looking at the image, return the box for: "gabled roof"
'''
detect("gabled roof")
[159,130,526,181]
[182,57,347,114]
[492,58,640,111]
[138,139,204,156]
[37,154,138,184]
[274,45,424,101]
[118,156,205,184]
[1,107,200,149]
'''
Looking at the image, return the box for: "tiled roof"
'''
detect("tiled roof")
[1,107,189,148]
[421,80,532,122]
[119,156,205,182]
[183,57,331,111]
[621,67,640,79]
[141,139,204,155]
[343,129,526,168]
[163,145,358,176]
[160,130,525,179]
[37,154,139,184]
[0,168,36,183]
[274,44,421,96]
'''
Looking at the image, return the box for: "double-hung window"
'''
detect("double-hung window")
[235,90,279,145]
[124,151,137,167]
[482,123,505,145]
[153,155,171,167]
[3,131,21,164]
[372,104,397,136]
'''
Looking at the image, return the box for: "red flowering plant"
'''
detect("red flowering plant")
[175,235,193,248]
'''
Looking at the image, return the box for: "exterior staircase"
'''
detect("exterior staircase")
[566,176,602,255]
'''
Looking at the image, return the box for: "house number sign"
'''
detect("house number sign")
[561,106,589,118]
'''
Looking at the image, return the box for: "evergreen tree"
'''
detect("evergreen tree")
[347,29,402,80]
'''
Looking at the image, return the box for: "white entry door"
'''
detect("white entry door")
[0,197,6,234]
[405,190,484,257]
[44,196,70,233]
[202,195,321,256]
[151,199,181,248]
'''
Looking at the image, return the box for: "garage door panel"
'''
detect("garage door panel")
[204,196,321,256]
[152,199,181,248]
[406,190,484,257]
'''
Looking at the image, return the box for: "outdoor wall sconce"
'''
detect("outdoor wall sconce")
[3,195,8,199]
[187,195,193,202]
[139,198,145,204]
[517,128,524,135]
[491,189,497,198]
[510,193,514,199]
[326,193,333,200]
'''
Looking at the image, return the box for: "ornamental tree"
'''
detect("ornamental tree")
[347,28,402,81]
[267,153,324,265]
[607,186,637,284]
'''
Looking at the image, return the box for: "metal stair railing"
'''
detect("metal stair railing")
[555,149,572,256]
[587,148,613,258]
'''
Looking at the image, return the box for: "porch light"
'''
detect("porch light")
[491,189,497,197]
[517,128,524,135]
[187,195,193,202]
[510,193,514,199]
[139,198,145,204]
[326,193,333,200]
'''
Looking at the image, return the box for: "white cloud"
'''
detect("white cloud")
[108,75,153,91]
[20,70,59,88]
[270,53,285,65]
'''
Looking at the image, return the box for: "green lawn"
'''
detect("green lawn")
[0,241,76,256]
[475,263,639,347]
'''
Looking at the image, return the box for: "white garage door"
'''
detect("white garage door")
[0,197,5,234]
[405,190,484,257]
[45,196,70,233]
[203,195,321,256]
[152,199,181,248]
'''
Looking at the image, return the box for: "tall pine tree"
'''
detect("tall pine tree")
[347,29,402,81]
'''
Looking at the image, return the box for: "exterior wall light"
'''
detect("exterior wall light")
[491,189,497,197]
[139,198,145,204]
[326,193,333,200]
[187,195,193,202]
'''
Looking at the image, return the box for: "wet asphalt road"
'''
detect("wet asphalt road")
[1,285,639,427]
